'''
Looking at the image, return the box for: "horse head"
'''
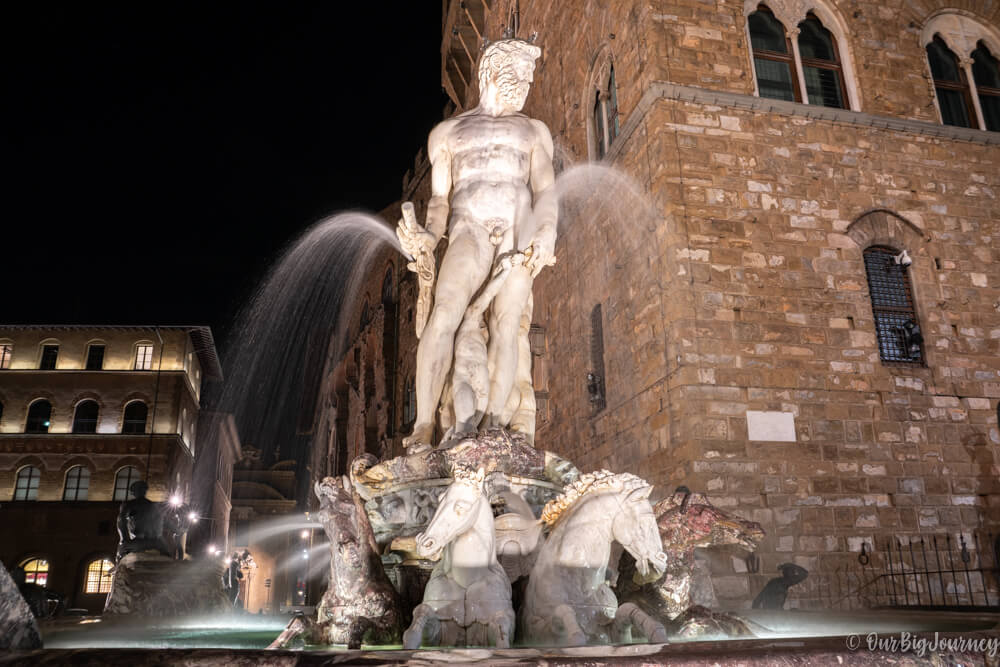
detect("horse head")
[610,480,668,581]
[653,489,764,562]
[416,466,487,561]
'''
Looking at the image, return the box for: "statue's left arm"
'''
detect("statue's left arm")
[527,119,557,277]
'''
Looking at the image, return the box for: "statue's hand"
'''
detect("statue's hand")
[396,216,437,266]
[525,237,556,278]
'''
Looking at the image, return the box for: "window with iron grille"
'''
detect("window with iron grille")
[863,246,923,364]
[0,343,12,369]
[589,304,607,412]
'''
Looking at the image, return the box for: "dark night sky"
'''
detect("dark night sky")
[3,4,448,346]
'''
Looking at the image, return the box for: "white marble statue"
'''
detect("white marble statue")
[519,471,669,646]
[397,38,557,451]
[402,467,515,648]
[442,251,525,441]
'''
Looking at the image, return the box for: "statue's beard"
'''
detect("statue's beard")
[494,71,529,109]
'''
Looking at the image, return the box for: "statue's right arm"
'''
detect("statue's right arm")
[424,121,454,244]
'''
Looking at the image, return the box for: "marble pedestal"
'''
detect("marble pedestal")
[103,552,230,616]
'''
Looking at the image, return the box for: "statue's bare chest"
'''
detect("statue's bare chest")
[448,115,535,157]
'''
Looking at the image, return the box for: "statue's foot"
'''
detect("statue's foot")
[403,424,433,454]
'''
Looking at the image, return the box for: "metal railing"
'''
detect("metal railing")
[818,532,1000,610]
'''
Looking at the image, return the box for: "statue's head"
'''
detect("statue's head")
[478,38,541,112]
[129,480,148,499]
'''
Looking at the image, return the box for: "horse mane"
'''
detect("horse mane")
[540,470,649,526]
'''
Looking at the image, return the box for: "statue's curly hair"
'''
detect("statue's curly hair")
[477,38,541,93]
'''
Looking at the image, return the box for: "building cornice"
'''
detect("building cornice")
[606,81,1000,164]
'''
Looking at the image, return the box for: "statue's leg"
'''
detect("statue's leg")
[504,292,536,441]
[552,603,587,647]
[403,603,440,649]
[613,602,669,644]
[405,226,492,449]
[485,265,532,427]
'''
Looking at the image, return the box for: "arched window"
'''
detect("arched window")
[927,36,973,128]
[593,65,620,159]
[113,466,141,501]
[14,466,41,501]
[63,465,91,501]
[922,13,1000,131]
[25,399,52,433]
[797,13,846,108]
[20,558,49,587]
[84,558,114,594]
[972,41,1000,131]
[863,246,923,364]
[122,401,148,434]
[749,6,800,102]
[72,400,99,434]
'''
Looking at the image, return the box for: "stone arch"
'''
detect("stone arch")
[58,455,96,475]
[844,209,928,250]
[112,457,146,475]
[10,455,45,473]
[71,392,103,409]
[921,9,1000,57]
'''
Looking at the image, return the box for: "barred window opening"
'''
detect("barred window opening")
[863,246,923,364]
[589,304,607,412]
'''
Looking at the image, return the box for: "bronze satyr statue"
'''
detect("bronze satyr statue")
[116,480,170,560]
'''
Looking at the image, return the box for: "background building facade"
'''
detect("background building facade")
[0,325,223,612]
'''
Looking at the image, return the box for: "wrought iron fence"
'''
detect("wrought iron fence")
[818,532,1000,611]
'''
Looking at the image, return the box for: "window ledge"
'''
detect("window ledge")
[606,81,1000,163]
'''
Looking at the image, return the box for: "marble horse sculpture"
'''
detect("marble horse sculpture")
[619,487,765,620]
[403,466,515,648]
[269,476,401,649]
[616,487,765,639]
[520,471,669,646]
